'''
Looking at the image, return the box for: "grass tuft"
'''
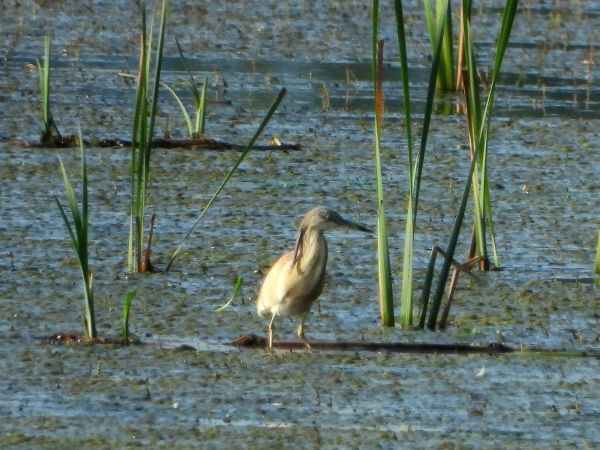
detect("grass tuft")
[128,0,168,272]
[54,127,96,338]
[37,35,61,144]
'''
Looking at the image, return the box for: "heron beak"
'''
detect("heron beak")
[339,218,373,234]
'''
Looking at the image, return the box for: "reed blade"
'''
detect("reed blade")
[373,38,394,326]
[423,0,454,90]
[439,0,454,90]
[161,81,194,136]
[197,77,208,135]
[417,246,439,328]
[461,4,488,266]
[122,289,137,342]
[216,276,243,312]
[172,39,208,136]
[397,0,447,326]
[595,229,600,275]
[40,35,51,139]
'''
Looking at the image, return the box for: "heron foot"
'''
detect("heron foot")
[296,323,311,350]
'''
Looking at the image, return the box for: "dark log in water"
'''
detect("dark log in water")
[19,135,301,151]
[231,334,515,354]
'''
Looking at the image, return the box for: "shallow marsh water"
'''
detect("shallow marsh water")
[0,0,599,448]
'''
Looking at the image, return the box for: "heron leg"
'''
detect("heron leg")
[296,314,311,350]
[268,313,276,350]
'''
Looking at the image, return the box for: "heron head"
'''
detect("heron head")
[292,206,372,268]
[300,206,372,233]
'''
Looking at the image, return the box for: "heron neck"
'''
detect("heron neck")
[298,228,327,271]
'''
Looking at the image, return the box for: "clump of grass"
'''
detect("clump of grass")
[166,87,288,272]
[161,38,208,138]
[128,0,168,272]
[54,128,96,339]
[37,35,61,144]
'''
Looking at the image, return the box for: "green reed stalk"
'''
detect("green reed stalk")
[395,0,447,327]
[55,128,96,338]
[372,0,394,326]
[165,88,287,272]
[461,0,488,270]
[427,0,518,328]
[128,0,168,272]
[463,0,516,270]
[37,35,59,143]
[595,229,600,274]
[122,289,136,343]
[423,0,455,90]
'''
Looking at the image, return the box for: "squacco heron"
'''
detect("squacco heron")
[257,206,372,350]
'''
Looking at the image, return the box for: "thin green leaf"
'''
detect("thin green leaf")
[122,289,137,342]
[175,37,201,100]
[373,37,394,326]
[166,88,287,272]
[595,229,600,274]
[161,81,194,136]
[196,77,207,135]
[216,277,243,312]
